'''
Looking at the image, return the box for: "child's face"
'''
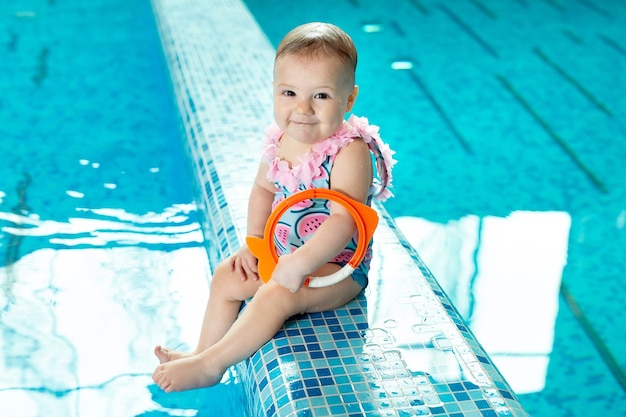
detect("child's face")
[273,53,358,146]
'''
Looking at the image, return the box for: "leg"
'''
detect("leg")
[155,259,262,363]
[152,263,362,392]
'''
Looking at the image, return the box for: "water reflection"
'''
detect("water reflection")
[395,211,571,394]
[0,205,246,417]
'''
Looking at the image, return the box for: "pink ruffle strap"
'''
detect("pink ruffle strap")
[262,115,396,201]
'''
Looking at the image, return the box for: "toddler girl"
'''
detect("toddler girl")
[152,21,395,392]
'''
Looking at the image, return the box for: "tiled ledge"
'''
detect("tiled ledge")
[151,0,530,415]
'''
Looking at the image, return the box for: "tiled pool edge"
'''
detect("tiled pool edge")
[151,0,530,416]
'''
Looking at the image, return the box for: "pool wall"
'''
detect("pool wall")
[151,0,530,415]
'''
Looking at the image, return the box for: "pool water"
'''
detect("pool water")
[2,0,625,416]
[0,1,246,416]
[243,0,626,415]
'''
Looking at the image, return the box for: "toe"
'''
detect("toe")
[154,345,171,363]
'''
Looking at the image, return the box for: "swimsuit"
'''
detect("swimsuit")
[261,115,396,288]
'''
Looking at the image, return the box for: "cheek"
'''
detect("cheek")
[329,103,347,121]
[273,99,289,116]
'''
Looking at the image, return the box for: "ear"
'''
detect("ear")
[345,85,359,112]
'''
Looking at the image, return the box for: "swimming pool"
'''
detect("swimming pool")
[3,0,624,417]
[0,0,247,416]
[243,0,626,415]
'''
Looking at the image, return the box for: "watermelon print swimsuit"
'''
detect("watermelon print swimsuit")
[261,115,396,289]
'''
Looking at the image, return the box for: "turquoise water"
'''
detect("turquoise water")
[0,1,246,416]
[3,0,625,416]
[244,0,626,415]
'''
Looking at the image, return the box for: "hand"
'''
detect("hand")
[229,245,259,281]
[271,252,310,293]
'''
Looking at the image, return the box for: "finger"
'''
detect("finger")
[234,257,248,281]
[249,257,258,273]
[243,258,259,280]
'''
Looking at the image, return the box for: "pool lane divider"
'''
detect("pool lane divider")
[560,283,626,393]
[496,74,609,194]
[408,0,429,14]
[389,21,407,37]
[533,47,614,117]
[543,0,566,13]
[408,70,474,154]
[438,5,499,59]
[598,34,626,58]
[577,0,613,19]
[467,0,498,20]
[5,173,32,267]
[561,29,583,45]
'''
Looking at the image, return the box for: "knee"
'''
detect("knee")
[210,258,260,300]
[209,260,234,290]
[253,282,303,316]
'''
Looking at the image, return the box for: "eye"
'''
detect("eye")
[314,92,331,99]
[281,90,296,97]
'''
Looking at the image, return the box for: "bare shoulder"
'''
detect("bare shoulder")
[330,138,373,202]
[335,137,371,162]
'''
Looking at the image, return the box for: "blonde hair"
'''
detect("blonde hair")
[275,22,358,87]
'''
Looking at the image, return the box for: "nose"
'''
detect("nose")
[295,97,313,115]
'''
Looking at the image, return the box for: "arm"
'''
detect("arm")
[231,162,275,280]
[247,162,275,238]
[271,139,373,292]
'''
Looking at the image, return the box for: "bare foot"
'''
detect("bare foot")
[154,345,192,364]
[152,353,225,392]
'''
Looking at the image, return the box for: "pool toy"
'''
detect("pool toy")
[246,189,379,288]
